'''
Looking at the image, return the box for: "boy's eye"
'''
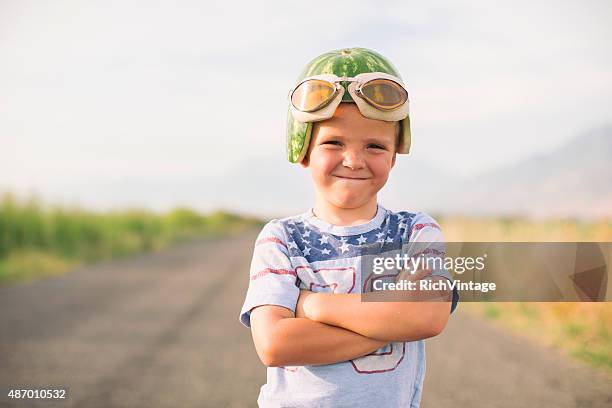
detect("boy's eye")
[322,141,342,146]
[368,144,386,150]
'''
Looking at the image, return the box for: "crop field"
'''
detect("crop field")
[438,215,612,370]
[0,194,262,284]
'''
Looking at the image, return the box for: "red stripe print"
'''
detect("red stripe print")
[412,223,441,231]
[256,237,288,249]
[251,268,297,281]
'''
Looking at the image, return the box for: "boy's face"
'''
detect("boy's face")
[301,103,397,211]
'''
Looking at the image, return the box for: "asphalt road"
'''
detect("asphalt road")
[1,232,610,407]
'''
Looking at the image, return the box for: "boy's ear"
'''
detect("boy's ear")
[391,152,397,168]
[300,155,309,168]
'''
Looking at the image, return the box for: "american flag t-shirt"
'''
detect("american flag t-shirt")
[239,205,457,408]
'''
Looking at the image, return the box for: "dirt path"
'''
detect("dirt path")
[0,232,610,407]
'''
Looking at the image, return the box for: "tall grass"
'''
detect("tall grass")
[464,302,612,370]
[438,215,612,371]
[437,215,612,242]
[0,194,262,284]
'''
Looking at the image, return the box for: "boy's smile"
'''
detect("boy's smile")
[301,103,397,223]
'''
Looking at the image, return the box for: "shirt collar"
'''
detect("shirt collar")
[303,204,387,236]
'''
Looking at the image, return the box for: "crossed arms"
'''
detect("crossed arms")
[249,271,452,367]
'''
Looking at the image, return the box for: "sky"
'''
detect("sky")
[1,0,611,214]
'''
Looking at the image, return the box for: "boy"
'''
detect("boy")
[239,48,458,407]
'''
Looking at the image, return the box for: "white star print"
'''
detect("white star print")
[319,235,329,245]
[339,242,350,253]
[386,236,394,243]
[321,248,331,255]
[303,247,311,256]
[376,231,385,239]
[287,241,297,250]
[287,227,294,233]
[303,230,311,238]
[356,235,367,245]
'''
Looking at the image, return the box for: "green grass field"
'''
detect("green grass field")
[438,215,612,371]
[0,194,263,284]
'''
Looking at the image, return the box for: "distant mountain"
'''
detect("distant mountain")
[211,125,612,219]
[209,153,314,218]
[427,125,612,218]
[378,157,460,213]
[44,125,610,219]
[216,155,461,217]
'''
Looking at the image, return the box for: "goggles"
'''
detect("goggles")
[288,72,409,123]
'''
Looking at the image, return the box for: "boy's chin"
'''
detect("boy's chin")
[327,195,375,210]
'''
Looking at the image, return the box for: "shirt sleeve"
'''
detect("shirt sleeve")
[239,220,300,328]
[407,212,459,314]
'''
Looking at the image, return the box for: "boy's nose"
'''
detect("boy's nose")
[342,150,365,170]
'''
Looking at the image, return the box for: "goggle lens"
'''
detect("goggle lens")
[360,79,408,110]
[291,79,337,112]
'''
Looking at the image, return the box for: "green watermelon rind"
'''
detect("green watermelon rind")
[286,47,409,163]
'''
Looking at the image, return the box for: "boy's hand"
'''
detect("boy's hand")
[394,267,452,302]
[295,289,315,319]
[297,269,434,318]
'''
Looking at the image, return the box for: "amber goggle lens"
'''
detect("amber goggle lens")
[291,79,337,112]
[359,79,408,110]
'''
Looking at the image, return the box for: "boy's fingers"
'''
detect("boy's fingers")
[413,268,433,280]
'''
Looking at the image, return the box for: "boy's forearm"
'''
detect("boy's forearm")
[258,316,387,367]
[303,290,452,342]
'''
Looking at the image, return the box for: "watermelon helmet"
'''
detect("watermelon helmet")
[286,47,412,163]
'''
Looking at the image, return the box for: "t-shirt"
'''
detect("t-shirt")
[239,205,458,408]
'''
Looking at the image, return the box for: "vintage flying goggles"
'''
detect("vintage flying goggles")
[288,71,409,123]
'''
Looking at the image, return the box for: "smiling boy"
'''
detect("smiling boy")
[240,48,458,407]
